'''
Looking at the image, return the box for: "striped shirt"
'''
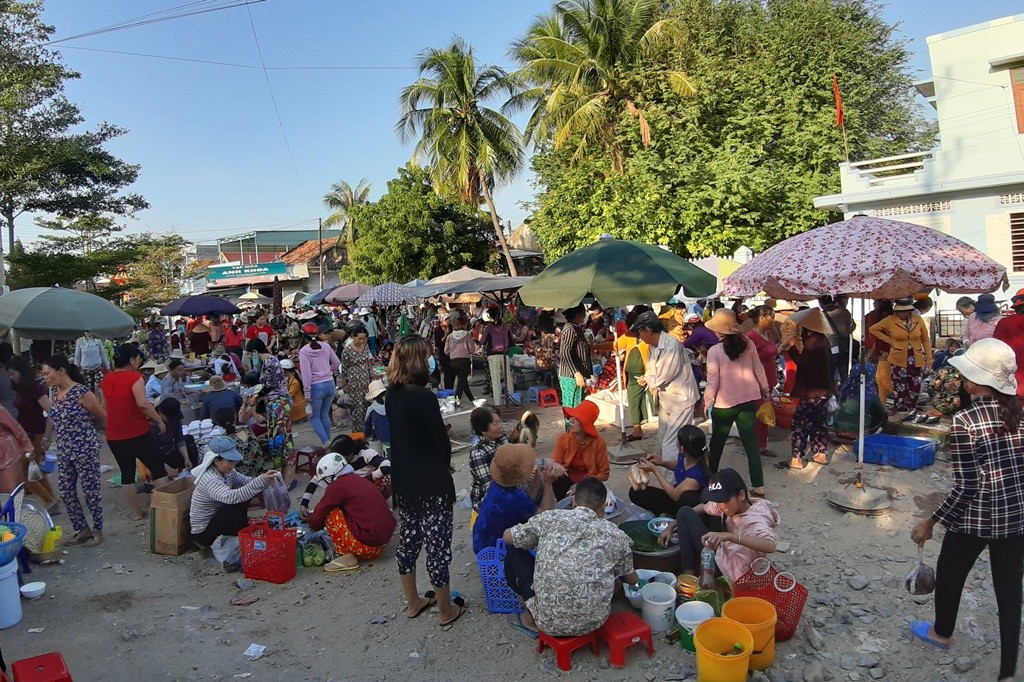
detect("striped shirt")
[189,467,268,535]
[933,395,1024,538]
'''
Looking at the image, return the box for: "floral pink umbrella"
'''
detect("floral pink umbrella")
[722,215,1007,300]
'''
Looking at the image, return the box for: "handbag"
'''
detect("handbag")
[756,400,776,426]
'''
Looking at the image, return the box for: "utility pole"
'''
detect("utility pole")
[317,217,324,291]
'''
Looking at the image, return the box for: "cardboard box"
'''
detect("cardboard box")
[149,478,194,556]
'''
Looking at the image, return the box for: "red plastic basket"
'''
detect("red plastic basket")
[238,511,297,584]
[772,397,800,430]
[731,558,808,642]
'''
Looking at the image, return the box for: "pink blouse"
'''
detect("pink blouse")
[704,340,770,409]
[965,313,998,346]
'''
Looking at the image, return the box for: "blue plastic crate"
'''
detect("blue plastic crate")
[476,539,524,614]
[857,434,936,470]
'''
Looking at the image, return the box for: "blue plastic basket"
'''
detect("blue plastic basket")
[476,539,524,614]
[858,434,936,470]
[0,522,27,566]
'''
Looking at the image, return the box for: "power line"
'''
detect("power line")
[244,2,309,209]
[54,45,421,72]
[47,0,267,45]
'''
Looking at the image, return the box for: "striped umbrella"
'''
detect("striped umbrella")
[0,286,135,340]
[355,282,416,307]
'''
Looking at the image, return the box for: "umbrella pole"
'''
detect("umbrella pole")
[858,299,867,467]
[612,323,628,448]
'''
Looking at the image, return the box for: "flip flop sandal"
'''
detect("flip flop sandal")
[925,416,941,425]
[626,435,643,442]
[439,603,467,629]
[66,531,94,545]
[407,590,437,619]
[774,460,804,470]
[749,489,767,499]
[909,620,950,650]
[900,412,919,423]
[759,449,778,458]
[508,612,539,639]
[324,558,360,572]
[230,594,260,606]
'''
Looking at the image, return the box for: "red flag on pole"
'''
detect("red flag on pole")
[832,74,844,128]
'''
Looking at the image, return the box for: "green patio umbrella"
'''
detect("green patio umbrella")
[518,238,718,308]
[0,286,135,340]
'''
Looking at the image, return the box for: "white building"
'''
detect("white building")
[814,14,1024,304]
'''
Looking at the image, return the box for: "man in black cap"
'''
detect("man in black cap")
[631,311,700,461]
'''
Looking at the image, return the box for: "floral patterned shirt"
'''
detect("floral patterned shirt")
[509,507,634,636]
[259,354,289,401]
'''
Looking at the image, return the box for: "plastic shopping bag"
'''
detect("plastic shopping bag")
[263,475,291,514]
[905,546,936,595]
[756,401,776,427]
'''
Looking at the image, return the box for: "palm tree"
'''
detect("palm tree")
[396,38,521,276]
[323,178,371,247]
[509,0,695,172]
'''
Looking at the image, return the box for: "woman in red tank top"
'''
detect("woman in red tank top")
[100,344,175,520]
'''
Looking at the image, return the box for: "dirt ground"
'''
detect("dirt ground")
[0,398,1012,682]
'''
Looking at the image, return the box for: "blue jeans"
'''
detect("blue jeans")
[309,380,336,444]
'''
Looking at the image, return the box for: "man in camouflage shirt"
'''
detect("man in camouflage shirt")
[504,477,639,636]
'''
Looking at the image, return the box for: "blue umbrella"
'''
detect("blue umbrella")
[305,285,340,306]
[160,295,241,317]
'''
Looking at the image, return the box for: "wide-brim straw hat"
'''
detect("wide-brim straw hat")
[949,338,1018,395]
[365,379,387,402]
[205,376,228,392]
[705,309,742,335]
[191,323,210,333]
[168,349,185,360]
[490,443,537,488]
[140,359,160,371]
[790,308,832,336]
[892,297,916,312]
[772,299,796,312]
[562,400,600,438]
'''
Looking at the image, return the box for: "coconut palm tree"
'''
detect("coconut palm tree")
[323,178,371,247]
[396,38,521,276]
[509,0,695,172]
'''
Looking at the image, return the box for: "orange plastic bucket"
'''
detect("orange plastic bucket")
[722,597,777,670]
[694,617,753,682]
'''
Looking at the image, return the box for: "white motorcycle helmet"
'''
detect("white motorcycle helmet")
[313,452,348,483]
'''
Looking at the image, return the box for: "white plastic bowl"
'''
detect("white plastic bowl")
[625,569,661,609]
[20,581,45,599]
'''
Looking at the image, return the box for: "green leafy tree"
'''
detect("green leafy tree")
[33,214,124,255]
[6,237,139,298]
[509,0,694,172]
[397,38,521,275]
[323,178,371,249]
[0,1,147,289]
[127,233,199,306]
[344,164,497,284]
[528,0,936,258]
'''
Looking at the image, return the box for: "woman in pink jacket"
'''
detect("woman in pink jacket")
[702,310,770,498]
[444,315,477,406]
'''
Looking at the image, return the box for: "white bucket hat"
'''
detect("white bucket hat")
[948,338,1018,395]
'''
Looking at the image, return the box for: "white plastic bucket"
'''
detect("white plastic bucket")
[0,559,22,629]
[641,581,677,633]
[676,600,716,652]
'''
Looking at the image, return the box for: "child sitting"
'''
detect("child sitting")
[332,434,391,499]
[630,425,709,517]
[363,379,390,452]
[472,444,555,554]
[658,468,778,582]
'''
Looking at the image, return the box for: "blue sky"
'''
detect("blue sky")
[17,0,1023,247]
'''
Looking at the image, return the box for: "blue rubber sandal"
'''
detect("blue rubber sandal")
[910,620,950,650]
[508,611,539,639]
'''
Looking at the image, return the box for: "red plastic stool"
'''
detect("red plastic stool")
[597,611,655,667]
[537,388,560,408]
[11,652,72,681]
[537,630,599,671]
[294,446,326,477]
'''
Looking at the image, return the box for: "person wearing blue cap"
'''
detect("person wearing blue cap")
[189,436,279,547]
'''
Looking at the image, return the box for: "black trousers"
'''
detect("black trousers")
[629,487,701,519]
[191,502,251,547]
[934,530,1024,679]
[439,354,454,390]
[451,357,474,402]
[674,506,725,575]
[504,546,537,601]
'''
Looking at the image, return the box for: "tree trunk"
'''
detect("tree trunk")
[479,171,518,277]
[0,205,11,292]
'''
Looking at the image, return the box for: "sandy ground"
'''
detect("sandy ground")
[0,394,1012,682]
